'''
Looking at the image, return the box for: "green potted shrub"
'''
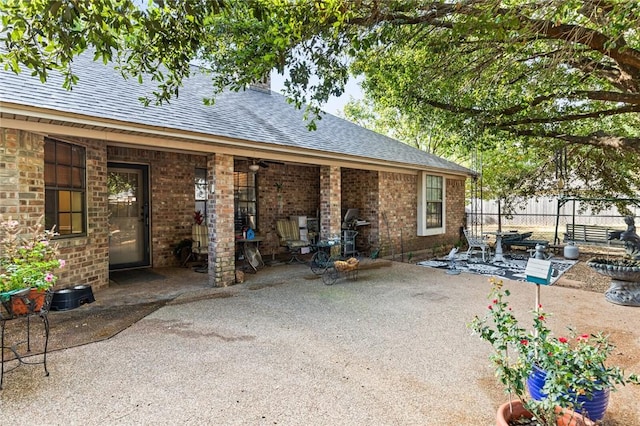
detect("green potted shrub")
[470,278,639,426]
[0,216,65,315]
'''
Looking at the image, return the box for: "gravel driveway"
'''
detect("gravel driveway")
[1,261,638,425]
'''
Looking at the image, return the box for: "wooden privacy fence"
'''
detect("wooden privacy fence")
[468,197,639,228]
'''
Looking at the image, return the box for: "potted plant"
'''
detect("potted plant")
[0,216,65,315]
[193,210,204,226]
[470,278,639,426]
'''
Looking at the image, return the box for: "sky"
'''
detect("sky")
[269,71,364,117]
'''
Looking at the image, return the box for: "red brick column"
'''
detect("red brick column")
[209,153,235,286]
[319,165,342,241]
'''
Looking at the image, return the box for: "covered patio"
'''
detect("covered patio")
[1,51,471,292]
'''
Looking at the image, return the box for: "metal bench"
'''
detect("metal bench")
[564,224,625,247]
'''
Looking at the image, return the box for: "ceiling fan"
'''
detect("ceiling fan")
[249,159,269,172]
[248,158,284,172]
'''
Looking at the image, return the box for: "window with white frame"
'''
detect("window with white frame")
[417,172,445,236]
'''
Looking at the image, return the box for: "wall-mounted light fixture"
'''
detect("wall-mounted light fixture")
[249,163,260,173]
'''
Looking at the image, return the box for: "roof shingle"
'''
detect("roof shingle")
[0,53,471,175]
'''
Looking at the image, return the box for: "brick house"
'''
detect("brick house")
[0,54,472,289]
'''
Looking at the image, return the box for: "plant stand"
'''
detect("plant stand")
[0,289,53,389]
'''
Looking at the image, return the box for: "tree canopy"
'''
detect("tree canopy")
[2,0,640,201]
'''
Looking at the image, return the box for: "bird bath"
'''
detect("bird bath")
[586,259,640,306]
[586,215,640,306]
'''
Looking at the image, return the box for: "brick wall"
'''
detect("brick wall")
[0,128,44,225]
[48,137,110,291]
[2,126,468,289]
[247,160,320,255]
[378,171,417,256]
[320,165,342,240]
[249,165,466,258]
[377,172,467,257]
[446,178,467,244]
[107,146,208,267]
[211,153,235,286]
[341,168,379,254]
[74,138,110,288]
[0,129,110,290]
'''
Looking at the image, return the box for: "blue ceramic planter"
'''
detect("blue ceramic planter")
[527,364,610,421]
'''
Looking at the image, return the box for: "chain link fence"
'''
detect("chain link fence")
[466,197,640,243]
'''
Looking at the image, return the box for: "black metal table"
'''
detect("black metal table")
[0,289,52,389]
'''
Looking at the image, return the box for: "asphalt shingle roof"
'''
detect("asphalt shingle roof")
[0,53,471,175]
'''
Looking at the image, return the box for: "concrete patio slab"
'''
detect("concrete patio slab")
[0,260,638,425]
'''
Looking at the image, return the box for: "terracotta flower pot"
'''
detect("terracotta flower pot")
[554,406,595,426]
[496,400,533,426]
[8,288,49,316]
[496,400,595,426]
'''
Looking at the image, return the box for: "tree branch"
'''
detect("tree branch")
[420,94,640,126]
[346,2,640,73]
[497,105,640,127]
[572,90,640,104]
[498,94,558,116]
[511,129,640,153]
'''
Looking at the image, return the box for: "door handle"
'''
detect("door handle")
[141,203,150,225]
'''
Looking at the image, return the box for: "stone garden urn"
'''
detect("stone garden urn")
[587,216,640,307]
[586,259,640,306]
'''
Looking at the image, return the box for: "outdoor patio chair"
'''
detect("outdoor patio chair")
[463,228,492,262]
[276,219,309,264]
[182,224,209,267]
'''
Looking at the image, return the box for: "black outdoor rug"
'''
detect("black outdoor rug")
[417,253,577,285]
[109,269,166,285]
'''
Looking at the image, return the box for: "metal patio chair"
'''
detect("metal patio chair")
[182,224,209,267]
[276,219,309,264]
[463,228,492,262]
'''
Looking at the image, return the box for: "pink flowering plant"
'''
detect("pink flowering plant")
[0,216,65,294]
[470,278,638,425]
